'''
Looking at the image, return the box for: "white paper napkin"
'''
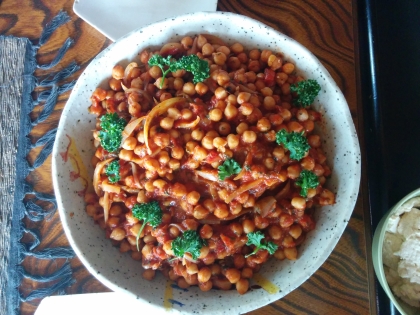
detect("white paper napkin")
[73,0,219,41]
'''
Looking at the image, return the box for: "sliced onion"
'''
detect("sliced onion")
[183,255,198,264]
[199,208,252,224]
[196,169,219,182]
[123,62,138,85]
[225,178,264,203]
[121,116,146,145]
[124,88,152,104]
[169,223,186,232]
[160,43,184,57]
[174,116,200,129]
[120,186,140,194]
[144,97,186,153]
[93,158,115,196]
[238,83,258,94]
[201,34,227,46]
[102,179,121,194]
[103,191,110,223]
[188,36,198,55]
[223,208,252,221]
[275,180,290,200]
[234,150,254,180]
[198,216,221,225]
[130,162,141,188]
[254,196,276,218]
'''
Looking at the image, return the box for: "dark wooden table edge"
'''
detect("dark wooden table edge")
[355,0,398,314]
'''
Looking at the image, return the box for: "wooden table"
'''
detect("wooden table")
[0,0,375,314]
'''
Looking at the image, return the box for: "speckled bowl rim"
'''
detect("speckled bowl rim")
[52,11,361,314]
[372,187,420,315]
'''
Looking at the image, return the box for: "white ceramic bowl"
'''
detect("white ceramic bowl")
[52,11,361,314]
[372,188,420,315]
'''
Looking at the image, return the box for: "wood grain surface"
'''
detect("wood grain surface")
[0,0,375,314]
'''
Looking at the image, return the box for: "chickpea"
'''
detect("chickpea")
[264,157,275,170]
[183,82,196,95]
[225,104,238,119]
[263,96,276,110]
[257,117,271,132]
[282,62,295,74]
[201,135,215,150]
[191,128,205,141]
[241,267,253,279]
[237,92,251,104]
[225,268,241,284]
[273,249,286,260]
[236,278,249,295]
[149,65,162,79]
[227,56,241,70]
[214,203,229,219]
[185,141,198,154]
[197,34,208,49]
[242,219,255,234]
[144,158,159,171]
[168,158,180,170]
[268,225,282,240]
[288,121,304,133]
[187,191,200,205]
[110,227,125,241]
[289,224,303,239]
[177,278,190,289]
[308,134,321,148]
[181,36,193,49]
[281,82,291,95]
[199,281,213,292]
[287,164,301,179]
[128,102,141,117]
[215,86,228,100]
[109,78,122,91]
[296,108,309,121]
[230,202,242,215]
[173,77,184,90]
[217,72,230,86]
[171,146,184,160]
[225,134,239,150]
[181,108,193,120]
[218,122,231,136]
[249,49,261,60]
[242,130,257,143]
[142,269,156,281]
[259,49,271,63]
[230,222,243,236]
[195,82,208,95]
[202,42,214,56]
[122,136,137,150]
[200,224,213,239]
[239,102,254,116]
[291,196,306,211]
[198,267,212,283]
[230,42,244,54]
[111,65,124,80]
[209,108,223,121]
[213,52,227,65]
[284,247,298,260]
[160,117,174,130]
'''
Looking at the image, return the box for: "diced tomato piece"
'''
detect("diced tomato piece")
[298,214,316,232]
[264,68,276,86]
[206,151,220,164]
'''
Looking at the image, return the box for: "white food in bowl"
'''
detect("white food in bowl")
[383,199,420,309]
[51,11,360,314]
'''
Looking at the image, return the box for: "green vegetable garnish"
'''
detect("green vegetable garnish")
[148,54,210,87]
[105,160,120,183]
[132,201,162,250]
[218,158,241,180]
[99,113,127,153]
[171,230,206,260]
[296,169,319,197]
[290,79,321,107]
[275,130,310,161]
[245,231,278,258]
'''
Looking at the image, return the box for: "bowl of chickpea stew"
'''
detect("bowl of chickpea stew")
[52,11,361,315]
